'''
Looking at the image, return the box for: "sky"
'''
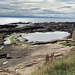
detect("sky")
[0,0,75,18]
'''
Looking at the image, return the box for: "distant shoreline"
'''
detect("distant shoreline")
[1,18,75,25]
[0,16,75,19]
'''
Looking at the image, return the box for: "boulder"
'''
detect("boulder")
[14,34,21,39]
[0,54,7,59]
[0,33,6,45]
[6,54,12,59]
[20,38,28,42]
[72,30,75,41]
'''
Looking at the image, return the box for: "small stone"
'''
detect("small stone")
[3,61,8,65]
[6,54,12,59]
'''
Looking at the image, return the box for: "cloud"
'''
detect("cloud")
[59,6,72,8]
[0,0,75,18]
[56,0,75,2]
[38,9,66,14]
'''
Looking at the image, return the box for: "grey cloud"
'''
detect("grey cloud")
[11,1,36,4]
[59,6,72,9]
[0,0,75,18]
[0,3,18,10]
[30,8,40,10]
[67,3,75,4]
[56,0,75,2]
[56,0,75,4]
[39,9,66,14]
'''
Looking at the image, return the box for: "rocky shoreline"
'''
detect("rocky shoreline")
[0,22,74,45]
[0,22,75,44]
[0,22,75,75]
[0,22,75,33]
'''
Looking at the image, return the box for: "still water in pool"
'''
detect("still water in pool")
[21,31,70,42]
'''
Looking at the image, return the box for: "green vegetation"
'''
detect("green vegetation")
[60,42,75,46]
[60,42,71,46]
[16,42,29,47]
[4,35,14,45]
[32,47,75,75]
[4,35,29,47]
[9,35,30,46]
[9,35,14,44]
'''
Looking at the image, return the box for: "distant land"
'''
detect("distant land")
[0,15,75,19]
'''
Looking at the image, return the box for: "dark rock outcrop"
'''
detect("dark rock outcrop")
[0,33,7,45]
[0,22,74,33]
[72,30,75,41]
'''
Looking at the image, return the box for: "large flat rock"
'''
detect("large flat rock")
[0,43,73,75]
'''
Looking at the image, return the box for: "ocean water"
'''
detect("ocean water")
[0,17,75,25]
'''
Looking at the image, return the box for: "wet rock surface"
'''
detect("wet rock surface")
[0,22,75,33]
[0,33,8,45]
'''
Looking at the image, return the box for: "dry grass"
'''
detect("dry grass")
[32,47,75,75]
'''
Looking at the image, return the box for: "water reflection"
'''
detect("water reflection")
[21,31,70,42]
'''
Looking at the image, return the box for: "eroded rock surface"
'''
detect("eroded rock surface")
[0,43,73,75]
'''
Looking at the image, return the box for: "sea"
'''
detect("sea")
[0,17,75,25]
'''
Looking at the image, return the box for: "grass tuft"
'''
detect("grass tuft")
[60,42,75,46]
[16,42,29,47]
[32,47,75,75]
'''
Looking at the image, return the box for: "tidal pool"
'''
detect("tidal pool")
[4,31,70,44]
[21,31,70,42]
